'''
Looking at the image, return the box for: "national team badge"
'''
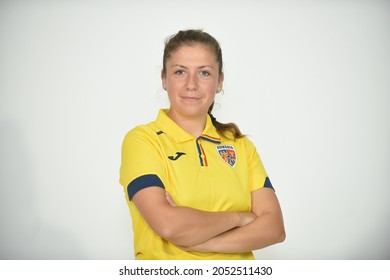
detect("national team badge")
[216,145,237,167]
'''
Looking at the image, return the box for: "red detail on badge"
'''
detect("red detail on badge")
[216,145,237,167]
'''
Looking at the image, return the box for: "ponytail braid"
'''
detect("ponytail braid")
[208,102,244,140]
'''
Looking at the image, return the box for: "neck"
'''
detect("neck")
[167,111,207,138]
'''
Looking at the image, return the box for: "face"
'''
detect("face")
[162,44,223,122]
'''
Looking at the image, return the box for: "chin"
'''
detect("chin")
[180,107,208,118]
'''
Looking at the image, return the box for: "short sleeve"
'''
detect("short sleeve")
[119,126,166,200]
[244,136,274,192]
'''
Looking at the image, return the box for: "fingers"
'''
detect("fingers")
[165,191,176,207]
[239,212,257,227]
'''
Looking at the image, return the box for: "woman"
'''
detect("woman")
[119,29,285,259]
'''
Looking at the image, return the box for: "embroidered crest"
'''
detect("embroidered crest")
[216,145,237,167]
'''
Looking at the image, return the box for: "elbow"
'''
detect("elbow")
[262,213,286,245]
[154,224,176,241]
[155,224,187,245]
[272,214,286,244]
[157,227,199,247]
[267,221,285,245]
[274,218,286,243]
[147,210,195,246]
[277,227,286,243]
[145,212,181,242]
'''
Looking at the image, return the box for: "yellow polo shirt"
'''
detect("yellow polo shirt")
[119,109,273,259]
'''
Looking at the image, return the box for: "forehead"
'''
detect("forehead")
[167,43,218,65]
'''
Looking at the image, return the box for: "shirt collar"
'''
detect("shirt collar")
[155,109,221,143]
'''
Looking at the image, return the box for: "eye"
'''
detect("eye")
[174,69,185,76]
[200,71,210,77]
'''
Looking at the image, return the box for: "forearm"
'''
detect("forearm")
[159,205,253,246]
[189,211,285,253]
[190,187,285,254]
[132,187,255,247]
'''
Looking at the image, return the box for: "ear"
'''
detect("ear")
[161,69,167,90]
[217,72,224,93]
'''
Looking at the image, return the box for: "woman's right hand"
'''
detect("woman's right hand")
[237,212,256,227]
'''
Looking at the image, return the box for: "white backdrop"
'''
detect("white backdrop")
[1,0,389,260]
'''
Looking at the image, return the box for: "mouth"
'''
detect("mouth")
[181,96,201,101]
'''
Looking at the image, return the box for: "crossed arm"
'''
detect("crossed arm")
[132,186,285,253]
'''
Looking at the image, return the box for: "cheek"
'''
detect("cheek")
[166,78,182,89]
[206,82,219,94]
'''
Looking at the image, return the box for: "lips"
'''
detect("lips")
[181,95,201,101]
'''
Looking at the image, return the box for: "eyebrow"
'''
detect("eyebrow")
[170,64,215,69]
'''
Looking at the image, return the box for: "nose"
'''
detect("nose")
[185,72,198,91]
